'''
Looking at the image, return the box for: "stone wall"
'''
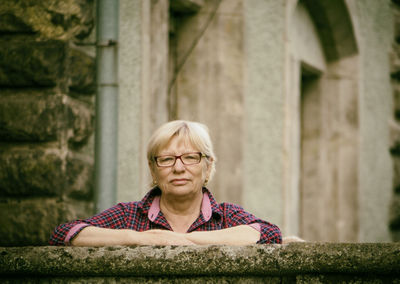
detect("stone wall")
[390,0,400,241]
[0,0,96,246]
[0,243,399,283]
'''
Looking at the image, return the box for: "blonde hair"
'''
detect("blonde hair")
[147,120,216,181]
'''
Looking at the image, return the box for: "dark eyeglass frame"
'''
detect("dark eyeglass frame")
[154,152,207,167]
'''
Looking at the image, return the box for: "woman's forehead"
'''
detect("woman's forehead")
[158,136,198,154]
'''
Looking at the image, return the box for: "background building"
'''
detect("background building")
[0,0,399,245]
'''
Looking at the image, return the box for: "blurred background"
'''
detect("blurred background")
[0,0,399,245]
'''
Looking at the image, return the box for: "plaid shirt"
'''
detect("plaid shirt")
[49,187,282,245]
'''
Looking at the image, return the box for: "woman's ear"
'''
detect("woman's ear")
[149,161,157,180]
[205,157,213,180]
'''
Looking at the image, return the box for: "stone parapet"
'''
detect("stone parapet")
[0,243,399,282]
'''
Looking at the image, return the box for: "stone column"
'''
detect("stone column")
[347,0,393,242]
[242,0,286,225]
[117,0,170,202]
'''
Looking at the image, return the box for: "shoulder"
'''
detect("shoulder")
[113,201,141,213]
[115,188,160,212]
[219,202,245,212]
[218,202,254,221]
[96,201,141,219]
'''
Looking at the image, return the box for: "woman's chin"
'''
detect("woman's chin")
[162,184,200,197]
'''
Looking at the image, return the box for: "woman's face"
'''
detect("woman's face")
[150,136,211,198]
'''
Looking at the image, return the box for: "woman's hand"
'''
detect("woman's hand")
[137,229,195,245]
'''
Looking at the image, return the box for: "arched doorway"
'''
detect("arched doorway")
[284,0,359,241]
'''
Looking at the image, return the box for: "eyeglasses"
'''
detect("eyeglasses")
[154,152,206,167]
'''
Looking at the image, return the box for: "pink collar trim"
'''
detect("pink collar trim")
[148,196,160,221]
[148,192,212,222]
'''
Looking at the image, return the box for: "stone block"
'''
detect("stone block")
[0,198,93,246]
[0,0,94,40]
[0,38,95,91]
[389,193,400,230]
[0,149,64,197]
[394,84,400,119]
[392,70,400,82]
[0,198,61,246]
[0,13,33,33]
[0,93,61,142]
[389,119,400,155]
[393,156,400,193]
[0,148,94,199]
[0,38,66,87]
[0,93,94,143]
[66,153,94,199]
[391,44,400,82]
[391,228,400,242]
[68,48,95,94]
[66,97,94,145]
[62,198,94,222]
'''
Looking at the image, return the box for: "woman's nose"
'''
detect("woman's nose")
[173,157,186,171]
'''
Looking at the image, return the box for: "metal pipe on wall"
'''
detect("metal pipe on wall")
[95,0,119,212]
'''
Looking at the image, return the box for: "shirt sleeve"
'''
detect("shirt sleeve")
[48,203,129,246]
[222,203,282,244]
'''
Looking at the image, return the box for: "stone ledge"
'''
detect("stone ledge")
[0,243,399,278]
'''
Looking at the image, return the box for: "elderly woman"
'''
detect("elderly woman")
[50,120,282,245]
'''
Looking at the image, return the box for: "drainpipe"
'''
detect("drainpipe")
[95,0,119,212]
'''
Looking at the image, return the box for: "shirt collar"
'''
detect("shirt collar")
[139,187,222,221]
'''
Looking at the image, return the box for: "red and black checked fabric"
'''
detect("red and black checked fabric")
[49,187,282,245]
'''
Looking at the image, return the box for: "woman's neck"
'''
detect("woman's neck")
[159,190,203,233]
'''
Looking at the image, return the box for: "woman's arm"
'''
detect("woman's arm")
[186,225,260,246]
[49,203,131,246]
[71,225,259,246]
[221,203,282,244]
[70,226,195,246]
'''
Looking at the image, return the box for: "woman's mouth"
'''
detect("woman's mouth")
[171,179,189,185]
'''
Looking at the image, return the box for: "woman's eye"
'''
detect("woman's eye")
[184,154,199,161]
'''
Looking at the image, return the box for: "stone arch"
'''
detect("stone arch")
[284,0,359,241]
[302,0,358,61]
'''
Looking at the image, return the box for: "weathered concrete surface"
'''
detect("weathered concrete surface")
[0,243,399,281]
